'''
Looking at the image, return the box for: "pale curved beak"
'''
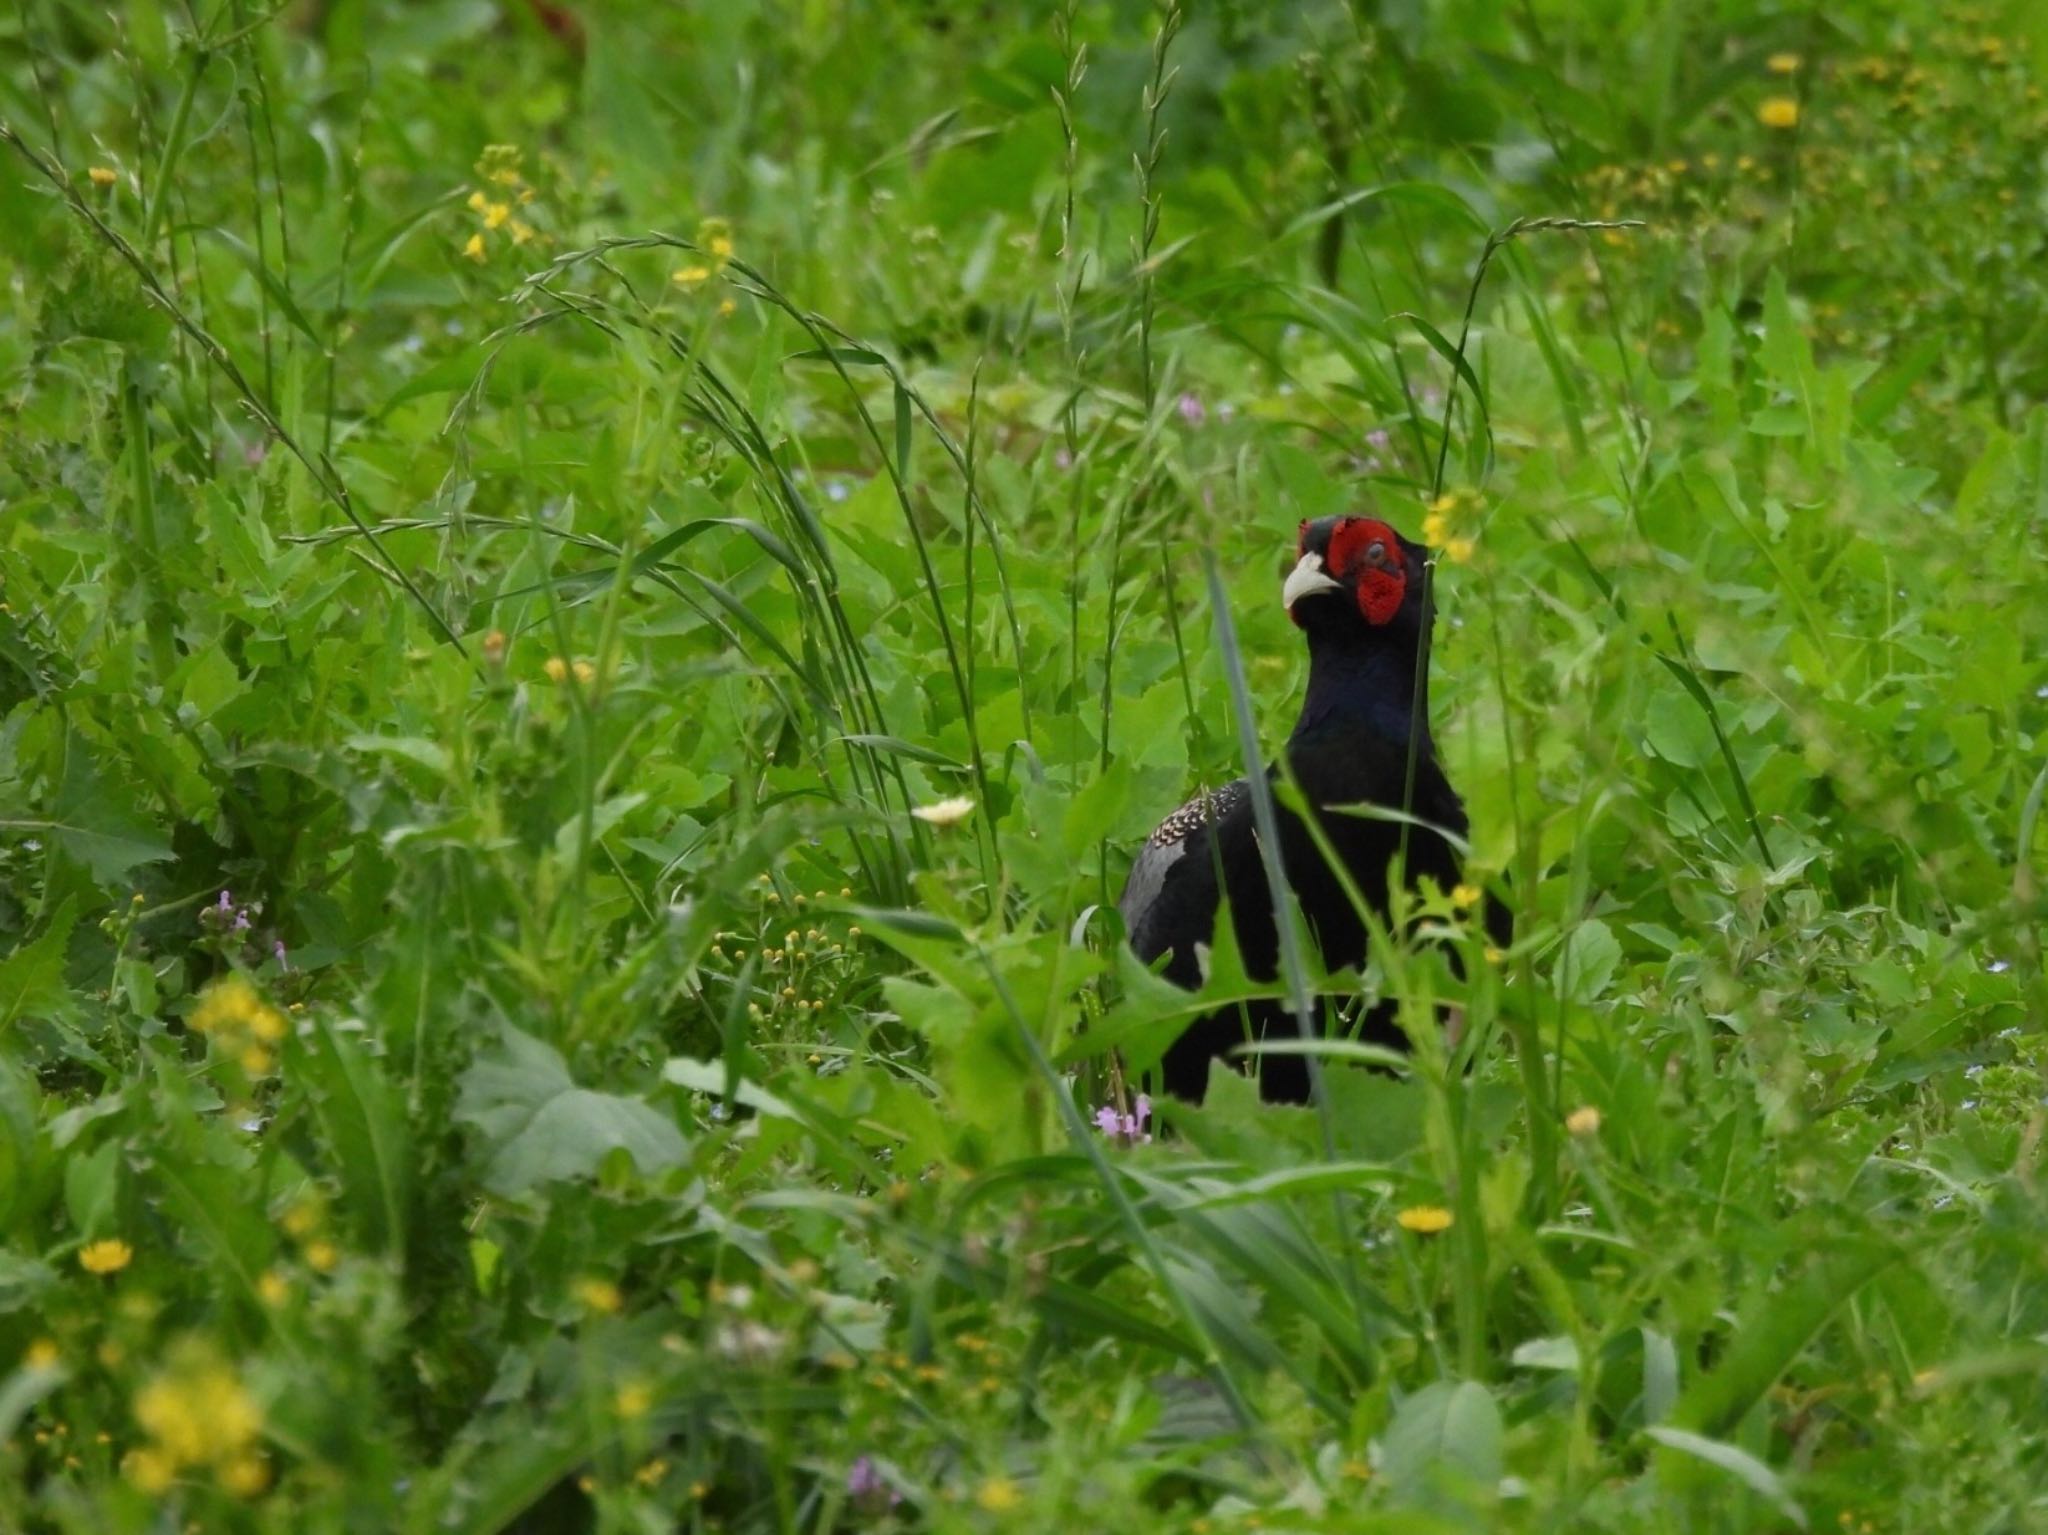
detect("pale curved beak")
[1282,552,1342,610]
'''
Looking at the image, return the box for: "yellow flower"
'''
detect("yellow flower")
[124,1446,177,1493]
[573,659,596,685]
[573,1276,623,1315]
[1442,537,1476,565]
[133,1347,262,1470]
[1396,1205,1454,1235]
[248,1003,287,1043]
[636,1458,670,1487]
[1767,51,1801,74]
[88,165,118,188]
[304,1240,339,1274]
[238,1044,274,1076]
[672,264,712,287]
[483,201,511,230]
[462,232,487,262]
[256,1270,291,1307]
[976,1476,1023,1512]
[718,297,738,317]
[1483,944,1506,966]
[280,1199,321,1238]
[466,190,489,213]
[1758,97,1800,129]
[79,1239,134,1275]
[508,218,535,246]
[218,1453,269,1496]
[25,1338,61,1370]
[192,974,265,1034]
[614,1379,654,1418]
[911,795,976,827]
[1450,882,1481,910]
[1566,1104,1603,1138]
[1420,511,1450,548]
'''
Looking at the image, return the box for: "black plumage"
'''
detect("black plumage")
[1119,514,1500,1104]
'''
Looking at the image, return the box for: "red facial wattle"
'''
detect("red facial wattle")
[1324,517,1407,626]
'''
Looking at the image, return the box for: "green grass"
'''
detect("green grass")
[3,1,2047,1530]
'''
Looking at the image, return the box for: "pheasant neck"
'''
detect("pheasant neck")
[1290,633,1429,752]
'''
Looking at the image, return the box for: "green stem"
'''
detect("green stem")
[141,47,209,255]
[122,360,177,678]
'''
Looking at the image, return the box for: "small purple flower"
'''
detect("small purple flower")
[847,1455,898,1511]
[1096,1095,1153,1146]
[218,890,233,912]
[233,911,251,931]
[1176,391,1205,427]
[273,940,289,970]
[1365,428,1391,453]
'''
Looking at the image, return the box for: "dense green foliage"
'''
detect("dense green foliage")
[4,0,2046,1529]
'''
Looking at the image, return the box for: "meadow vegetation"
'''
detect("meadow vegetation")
[2,0,2046,1529]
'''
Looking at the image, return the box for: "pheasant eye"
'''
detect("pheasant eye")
[1365,540,1387,563]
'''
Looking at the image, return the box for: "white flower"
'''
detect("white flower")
[911,795,976,827]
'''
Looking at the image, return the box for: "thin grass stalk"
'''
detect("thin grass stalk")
[1095,7,1182,780]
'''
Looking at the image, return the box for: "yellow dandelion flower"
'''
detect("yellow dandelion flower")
[79,1239,134,1275]
[304,1240,339,1274]
[1396,1205,1454,1235]
[1442,537,1476,565]
[911,795,976,827]
[461,232,486,262]
[1758,97,1801,129]
[573,1276,623,1315]
[134,1350,262,1468]
[543,656,570,683]
[1767,52,1801,74]
[672,264,712,288]
[1450,882,1481,910]
[218,1453,269,1496]
[88,165,118,188]
[124,1446,177,1493]
[613,1380,654,1418]
[1566,1104,1603,1137]
[25,1338,61,1370]
[483,201,511,231]
[976,1476,1023,1512]
[191,974,265,1034]
[256,1270,291,1307]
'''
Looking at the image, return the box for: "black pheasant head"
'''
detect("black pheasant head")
[1282,514,1430,647]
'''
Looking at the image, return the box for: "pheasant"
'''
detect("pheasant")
[1118,514,1497,1103]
